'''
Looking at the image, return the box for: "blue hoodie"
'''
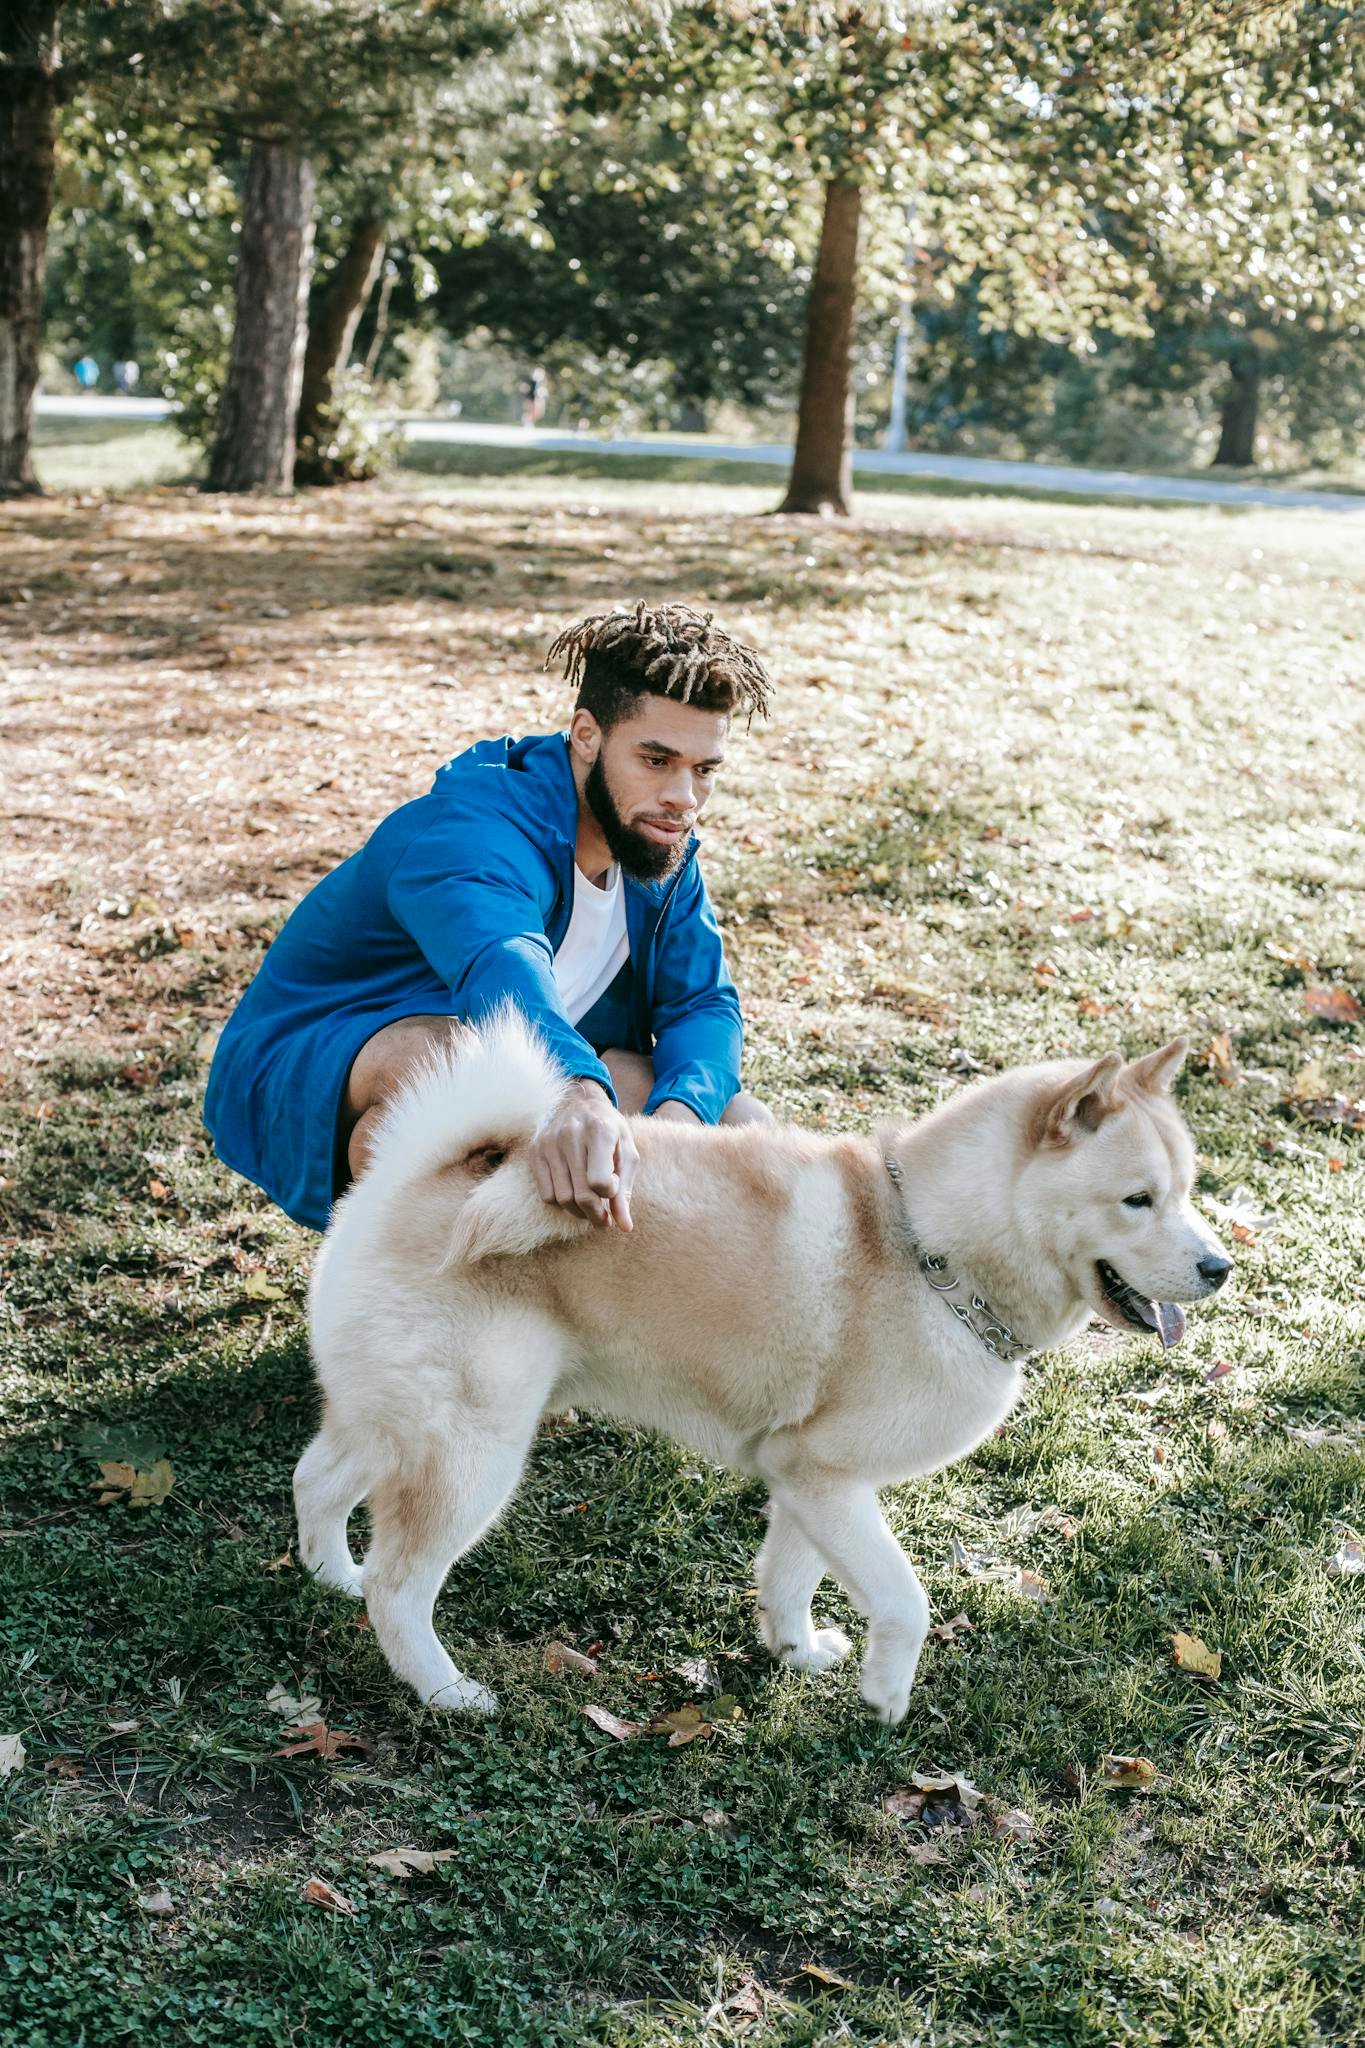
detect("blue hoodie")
[203,731,742,1231]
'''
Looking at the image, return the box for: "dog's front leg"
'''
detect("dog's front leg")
[765,1473,929,1725]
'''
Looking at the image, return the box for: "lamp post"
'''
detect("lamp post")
[885,202,919,454]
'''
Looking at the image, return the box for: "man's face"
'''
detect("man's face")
[579,697,729,882]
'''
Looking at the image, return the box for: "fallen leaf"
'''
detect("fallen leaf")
[795,1962,853,1990]
[668,1656,719,1691]
[137,1888,175,1917]
[1204,1360,1233,1383]
[1304,986,1363,1024]
[0,1735,27,1778]
[366,1846,459,1877]
[302,1876,355,1915]
[1171,1631,1222,1680]
[262,1546,294,1573]
[1206,1188,1273,1233]
[1015,1569,1052,1602]
[93,1458,174,1510]
[1279,1092,1365,1133]
[1201,1032,1235,1078]
[905,1840,948,1866]
[910,1770,983,1813]
[1287,1057,1329,1100]
[107,1719,141,1736]
[1326,1538,1364,1579]
[543,1641,598,1678]
[1265,941,1316,976]
[882,1787,927,1820]
[148,1179,169,1201]
[1099,1754,1159,1791]
[273,1719,373,1761]
[265,1682,322,1721]
[581,1704,649,1741]
[651,1704,711,1747]
[929,1613,973,1644]
[990,1807,1037,1842]
[241,1270,287,1303]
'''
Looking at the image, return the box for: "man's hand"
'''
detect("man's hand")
[529,1079,638,1230]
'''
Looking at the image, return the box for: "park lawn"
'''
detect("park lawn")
[1,451,1363,2048]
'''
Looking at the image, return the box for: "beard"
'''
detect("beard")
[584,753,689,883]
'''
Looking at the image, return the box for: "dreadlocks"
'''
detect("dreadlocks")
[544,601,773,731]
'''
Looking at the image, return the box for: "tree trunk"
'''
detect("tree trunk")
[1212,350,1260,467]
[776,176,862,517]
[294,211,385,485]
[0,0,58,496]
[206,141,316,493]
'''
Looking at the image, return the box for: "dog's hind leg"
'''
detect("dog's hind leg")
[755,1501,850,1674]
[361,1416,541,1715]
[294,1428,375,1598]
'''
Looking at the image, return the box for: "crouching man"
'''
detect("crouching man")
[204,601,774,1234]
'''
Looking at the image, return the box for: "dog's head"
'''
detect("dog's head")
[1020,1039,1231,1348]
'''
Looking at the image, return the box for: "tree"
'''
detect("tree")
[0,1,59,493]
[604,1,1364,512]
[424,69,815,430]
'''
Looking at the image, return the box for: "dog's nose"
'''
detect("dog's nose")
[1198,1255,1232,1290]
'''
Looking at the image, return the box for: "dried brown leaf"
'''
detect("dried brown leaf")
[543,1640,598,1677]
[1171,1632,1222,1680]
[302,1876,355,1915]
[580,1704,649,1741]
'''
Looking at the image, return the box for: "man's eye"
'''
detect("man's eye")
[1123,1192,1153,1210]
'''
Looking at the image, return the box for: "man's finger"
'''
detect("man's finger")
[608,1187,633,1232]
[569,1158,611,1226]
[583,1124,620,1199]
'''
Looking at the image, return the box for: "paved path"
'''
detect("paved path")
[37,395,1364,512]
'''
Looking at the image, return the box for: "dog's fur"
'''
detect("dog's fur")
[296,1009,1230,1722]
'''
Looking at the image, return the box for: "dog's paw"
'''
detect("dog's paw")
[858,1656,915,1725]
[305,1558,365,1600]
[782,1626,852,1674]
[425,1676,499,1716]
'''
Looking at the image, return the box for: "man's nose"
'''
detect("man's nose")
[1198,1255,1232,1289]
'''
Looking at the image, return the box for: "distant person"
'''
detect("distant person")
[519,366,548,429]
[113,360,140,395]
[74,355,99,392]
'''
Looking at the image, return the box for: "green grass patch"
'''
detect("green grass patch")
[1,467,1363,2046]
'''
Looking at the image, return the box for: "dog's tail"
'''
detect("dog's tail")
[362,1002,580,1265]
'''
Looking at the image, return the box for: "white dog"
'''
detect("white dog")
[295,1009,1231,1723]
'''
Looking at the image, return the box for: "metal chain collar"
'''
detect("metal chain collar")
[882,1154,1033,1366]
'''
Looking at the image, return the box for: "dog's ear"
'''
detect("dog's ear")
[1127,1037,1188,1096]
[1032,1052,1125,1147]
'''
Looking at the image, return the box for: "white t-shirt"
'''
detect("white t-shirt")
[552,862,629,1025]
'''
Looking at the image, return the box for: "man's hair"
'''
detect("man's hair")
[544,601,773,732]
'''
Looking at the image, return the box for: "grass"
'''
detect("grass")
[2,431,1363,2047]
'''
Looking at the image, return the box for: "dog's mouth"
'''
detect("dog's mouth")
[1095,1259,1186,1348]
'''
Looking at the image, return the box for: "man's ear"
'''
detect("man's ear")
[1126,1036,1189,1095]
[1032,1052,1125,1147]
[568,705,603,764]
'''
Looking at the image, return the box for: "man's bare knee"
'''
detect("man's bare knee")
[344,1015,464,1123]
[721,1090,774,1127]
[347,1103,387,1179]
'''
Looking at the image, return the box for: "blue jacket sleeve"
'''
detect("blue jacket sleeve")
[384,811,616,1101]
[642,859,742,1123]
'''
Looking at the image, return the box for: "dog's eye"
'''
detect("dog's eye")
[1123,1192,1153,1210]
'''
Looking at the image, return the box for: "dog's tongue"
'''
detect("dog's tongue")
[1138,1299,1186,1349]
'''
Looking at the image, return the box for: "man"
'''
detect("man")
[204,600,773,1237]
